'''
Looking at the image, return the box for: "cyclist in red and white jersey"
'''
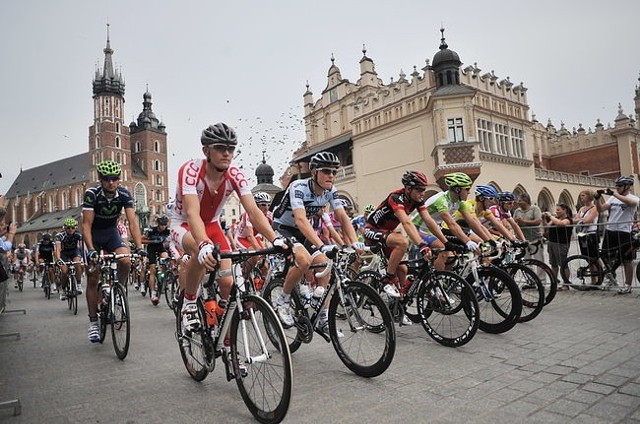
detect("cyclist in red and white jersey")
[489,192,526,241]
[168,123,289,335]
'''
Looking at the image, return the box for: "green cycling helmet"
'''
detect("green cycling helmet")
[444,172,472,188]
[97,160,122,177]
[364,204,375,213]
[64,217,78,227]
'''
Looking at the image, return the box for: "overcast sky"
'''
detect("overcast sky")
[1,0,639,196]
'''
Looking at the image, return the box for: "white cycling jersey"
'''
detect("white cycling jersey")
[272,178,343,227]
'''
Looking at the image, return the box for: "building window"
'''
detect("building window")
[115,136,121,148]
[154,160,161,171]
[329,88,338,103]
[494,123,509,155]
[135,141,141,153]
[134,183,147,210]
[477,119,494,153]
[115,122,120,133]
[447,118,464,143]
[115,152,121,164]
[61,191,68,210]
[95,136,100,149]
[154,140,160,153]
[510,127,525,158]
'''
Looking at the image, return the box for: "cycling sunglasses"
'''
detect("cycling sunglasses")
[318,168,338,176]
[210,144,236,154]
[100,176,120,182]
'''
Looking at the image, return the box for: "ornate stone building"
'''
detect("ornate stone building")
[4,27,169,244]
[288,29,639,214]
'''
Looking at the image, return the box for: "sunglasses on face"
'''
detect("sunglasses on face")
[100,176,120,182]
[318,168,338,176]
[210,144,236,154]
[481,196,495,201]
[65,226,77,230]
[413,186,427,193]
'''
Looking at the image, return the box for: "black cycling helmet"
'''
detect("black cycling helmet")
[402,170,429,188]
[497,191,515,202]
[309,151,340,170]
[42,233,52,241]
[201,123,237,146]
[615,175,634,186]
[156,215,169,225]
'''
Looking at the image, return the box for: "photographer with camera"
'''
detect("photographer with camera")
[0,206,17,314]
[542,204,573,289]
[595,176,639,294]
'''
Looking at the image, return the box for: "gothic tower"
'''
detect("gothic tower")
[89,24,131,186]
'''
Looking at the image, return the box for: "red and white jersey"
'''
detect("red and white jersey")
[169,159,252,223]
[234,211,273,241]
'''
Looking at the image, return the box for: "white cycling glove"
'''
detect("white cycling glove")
[351,242,366,250]
[197,242,216,265]
[320,244,337,253]
[465,240,479,252]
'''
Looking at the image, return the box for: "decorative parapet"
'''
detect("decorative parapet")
[335,164,355,182]
[479,152,533,167]
[535,168,615,187]
[432,141,478,168]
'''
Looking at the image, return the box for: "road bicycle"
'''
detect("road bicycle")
[262,246,396,378]
[175,246,293,424]
[40,262,56,300]
[357,247,480,348]
[15,264,26,292]
[560,231,640,291]
[492,240,545,323]
[96,253,138,360]
[155,256,179,309]
[447,243,523,334]
[60,260,83,315]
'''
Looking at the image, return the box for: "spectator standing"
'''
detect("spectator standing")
[595,175,639,294]
[0,206,17,314]
[543,204,573,289]
[513,193,544,263]
[573,190,599,259]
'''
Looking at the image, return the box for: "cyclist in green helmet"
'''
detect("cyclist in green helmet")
[82,160,146,343]
[54,217,84,297]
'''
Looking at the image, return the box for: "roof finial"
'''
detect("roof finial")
[362,43,367,57]
[262,150,267,164]
[439,26,448,50]
[331,53,335,65]
[305,80,309,90]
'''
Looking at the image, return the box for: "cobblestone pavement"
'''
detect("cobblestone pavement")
[1,279,640,424]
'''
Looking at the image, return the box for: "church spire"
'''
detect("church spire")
[92,23,125,98]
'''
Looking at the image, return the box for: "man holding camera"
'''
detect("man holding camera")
[595,176,639,294]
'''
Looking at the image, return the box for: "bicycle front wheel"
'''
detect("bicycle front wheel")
[328,281,396,378]
[503,264,544,323]
[43,274,50,299]
[468,266,522,334]
[175,295,211,381]
[561,255,602,289]
[164,271,178,310]
[522,258,557,305]
[111,283,131,360]
[231,294,293,424]
[68,276,78,315]
[417,271,479,348]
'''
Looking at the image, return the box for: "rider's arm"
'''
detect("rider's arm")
[416,210,447,245]
[82,209,96,251]
[442,211,477,244]
[506,217,526,240]
[183,194,210,251]
[459,210,493,241]
[333,208,356,245]
[398,208,429,246]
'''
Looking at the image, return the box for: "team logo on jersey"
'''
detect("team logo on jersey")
[101,204,118,216]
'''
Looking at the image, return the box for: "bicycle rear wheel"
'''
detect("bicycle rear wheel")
[417,271,479,347]
[262,276,305,354]
[522,258,557,305]
[468,266,522,334]
[561,255,602,289]
[111,283,131,360]
[231,295,293,424]
[328,281,396,378]
[175,295,212,381]
[503,263,544,323]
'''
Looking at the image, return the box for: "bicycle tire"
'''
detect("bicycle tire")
[18,277,23,292]
[503,263,544,323]
[561,255,603,288]
[356,270,383,293]
[99,293,108,344]
[164,272,178,310]
[522,258,557,305]
[416,271,479,348]
[110,283,130,360]
[68,275,78,315]
[175,294,211,381]
[231,294,293,424]
[636,261,640,286]
[467,266,522,334]
[43,273,51,299]
[328,281,396,378]
[262,276,305,354]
